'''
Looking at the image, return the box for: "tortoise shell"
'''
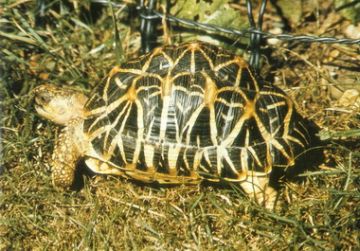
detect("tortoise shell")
[82,41,312,184]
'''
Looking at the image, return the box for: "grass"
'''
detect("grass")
[1,1,359,250]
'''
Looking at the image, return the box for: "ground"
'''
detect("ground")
[0,1,359,250]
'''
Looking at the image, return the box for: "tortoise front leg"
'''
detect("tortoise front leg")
[240,175,277,210]
[51,126,82,188]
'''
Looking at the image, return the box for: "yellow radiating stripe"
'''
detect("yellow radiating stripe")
[196,135,201,147]
[259,90,287,98]
[183,104,205,145]
[221,99,256,147]
[160,51,174,67]
[110,68,165,82]
[246,65,260,92]
[132,99,144,164]
[86,83,134,117]
[198,47,215,70]
[113,68,143,76]
[114,77,127,90]
[136,84,161,94]
[215,97,244,108]
[202,72,217,105]
[159,73,174,141]
[266,101,286,110]
[222,147,240,177]
[217,86,249,102]
[251,91,296,164]
[173,46,191,70]
[183,148,191,171]
[105,101,134,163]
[144,143,155,171]
[220,112,234,122]
[287,135,305,148]
[203,148,212,167]
[148,90,161,99]
[173,84,191,94]
[116,137,127,165]
[87,126,107,142]
[201,72,219,146]
[214,57,248,72]
[248,145,263,168]
[88,72,155,132]
[176,102,184,113]
[216,147,223,176]
[209,106,218,145]
[115,101,135,165]
[159,96,170,141]
[141,47,163,72]
[103,75,112,103]
[221,115,247,146]
[87,94,128,132]
[103,101,132,155]
[168,144,181,175]
[265,141,273,173]
[245,128,250,147]
[108,66,122,77]
[190,47,195,73]
[282,97,293,137]
[294,127,308,145]
[269,116,278,125]
[240,129,250,172]
[270,125,281,137]
[146,117,155,141]
[298,120,311,144]
[172,71,192,78]
[193,149,202,171]
[173,111,181,143]
[161,74,173,98]
[240,147,249,174]
[234,65,242,87]
[262,121,291,159]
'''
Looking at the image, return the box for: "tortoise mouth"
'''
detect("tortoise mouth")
[35,103,45,113]
[34,103,51,118]
[34,103,61,123]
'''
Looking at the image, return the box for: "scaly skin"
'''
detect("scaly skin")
[51,119,85,188]
[33,84,88,188]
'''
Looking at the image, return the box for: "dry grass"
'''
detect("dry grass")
[1,1,359,250]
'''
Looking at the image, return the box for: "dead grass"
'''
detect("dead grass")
[1,1,359,250]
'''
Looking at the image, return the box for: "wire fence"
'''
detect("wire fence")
[93,0,360,46]
[142,8,360,45]
[138,8,360,45]
[93,0,359,72]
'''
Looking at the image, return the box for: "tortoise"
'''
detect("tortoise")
[33,41,316,208]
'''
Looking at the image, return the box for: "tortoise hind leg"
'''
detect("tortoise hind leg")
[240,175,277,210]
[51,126,83,188]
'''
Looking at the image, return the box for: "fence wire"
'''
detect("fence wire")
[246,0,267,71]
[92,0,360,46]
[139,7,360,45]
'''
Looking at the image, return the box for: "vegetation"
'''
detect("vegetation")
[1,0,359,249]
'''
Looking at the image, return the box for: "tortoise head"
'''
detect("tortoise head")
[33,84,88,125]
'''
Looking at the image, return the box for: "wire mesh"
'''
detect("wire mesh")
[91,0,360,46]
[138,7,360,45]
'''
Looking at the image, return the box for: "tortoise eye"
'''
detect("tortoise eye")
[35,92,52,104]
